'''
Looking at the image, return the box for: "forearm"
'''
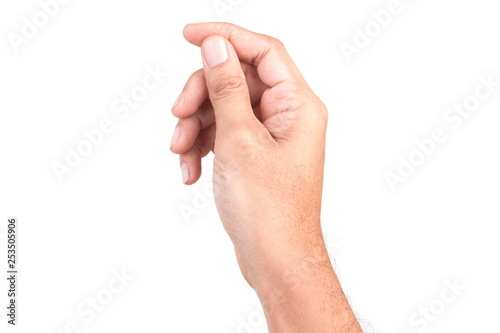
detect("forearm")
[244,227,362,332]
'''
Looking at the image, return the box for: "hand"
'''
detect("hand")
[171,23,361,332]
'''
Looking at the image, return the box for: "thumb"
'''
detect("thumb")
[201,36,257,133]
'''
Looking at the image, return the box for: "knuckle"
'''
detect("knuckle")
[228,126,256,151]
[318,102,329,123]
[262,34,285,48]
[300,99,329,129]
[271,37,285,48]
[314,109,329,134]
[189,68,204,82]
[210,75,248,101]
[178,70,204,103]
[225,127,265,162]
[312,106,329,129]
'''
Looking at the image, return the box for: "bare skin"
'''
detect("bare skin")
[170,22,362,332]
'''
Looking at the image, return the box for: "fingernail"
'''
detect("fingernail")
[204,38,228,68]
[181,163,190,184]
[173,93,182,109]
[170,126,180,148]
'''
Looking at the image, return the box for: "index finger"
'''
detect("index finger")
[183,22,305,88]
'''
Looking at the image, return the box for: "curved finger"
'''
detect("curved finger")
[179,123,216,185]
[172,69,208,119]
[170,100,215,154]
[183,22,305,87]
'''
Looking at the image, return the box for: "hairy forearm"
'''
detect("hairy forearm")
[246,230,362,332]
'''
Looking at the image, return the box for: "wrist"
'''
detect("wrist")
[240,233,361,332]
[252,245,336,308]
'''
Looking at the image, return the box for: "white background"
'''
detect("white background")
[1,0,499,332]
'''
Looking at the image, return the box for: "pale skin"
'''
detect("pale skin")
[170,22,362,332]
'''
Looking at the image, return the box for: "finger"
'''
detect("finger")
[184,22,305,87]
[172,63,268,119]
[172,69,208,119]
[170,100,215,154]
[179,124,216,185]
[201,36,260,132]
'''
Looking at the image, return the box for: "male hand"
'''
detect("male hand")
[171,23,361,332]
